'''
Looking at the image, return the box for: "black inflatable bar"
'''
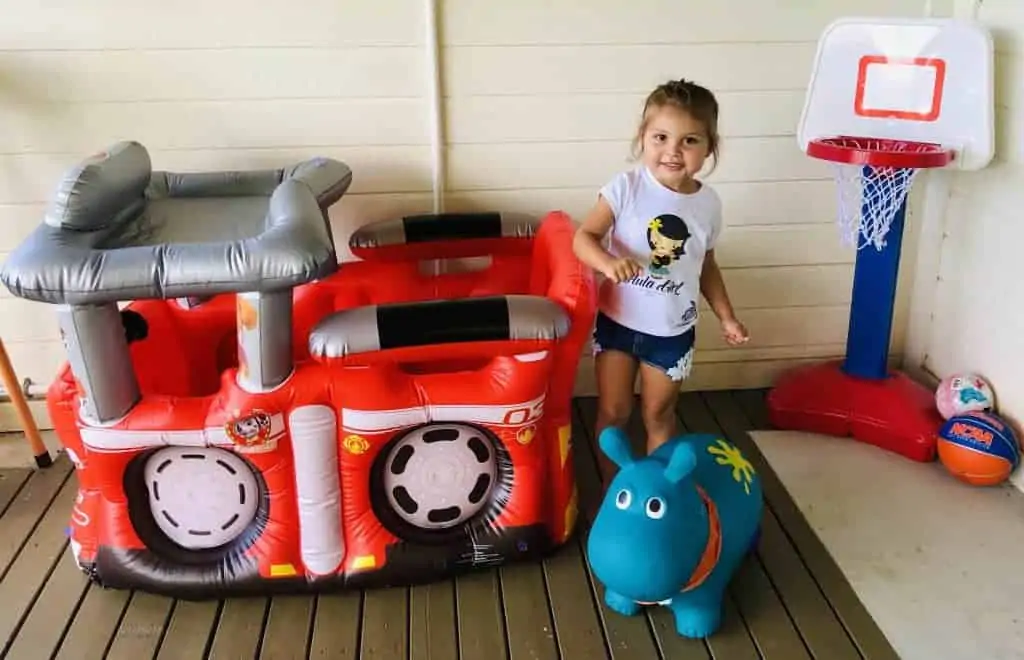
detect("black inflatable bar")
[401,212,503,243]
[308,294,570,358]
[348,211,540,260]
[377,296,509,348]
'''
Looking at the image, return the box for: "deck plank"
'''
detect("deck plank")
[0,472,80,650]
[54,583,131,658]
[728,389,861,659]
[0,468,31,519]
[729,389,772,429]
[702,596,760,660]
[155,599,221,660]
[727,389,901,660]
[2,537,89,659]
[259,594,316,659]
[359,586,409,659]
[757,504,862,660]
[542,538,609,660]
[105,592,175,660]
[456,569,508,660]
[309,592,362,658]
[728,554,813,659]
[648,606,715,660]
[409,581,458,660]
[206,596,269,659]
[0,457,72,576]
[538,407,613,660]
[499,561,559,660]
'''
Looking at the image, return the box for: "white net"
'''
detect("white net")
[830,162,920,251]
[819,138,943,251]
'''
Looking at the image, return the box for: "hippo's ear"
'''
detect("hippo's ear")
[664,442,697,484]
[598,426,635,468]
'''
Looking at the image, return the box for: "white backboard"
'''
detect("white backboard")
[798,16,995,171]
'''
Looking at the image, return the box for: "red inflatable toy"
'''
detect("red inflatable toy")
[0,143,596,599]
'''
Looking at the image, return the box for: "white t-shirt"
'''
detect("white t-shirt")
[597,165,723,337]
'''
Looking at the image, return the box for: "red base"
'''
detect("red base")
[766,360,943,463]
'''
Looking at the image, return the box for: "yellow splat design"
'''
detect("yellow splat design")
[707,439,756,495]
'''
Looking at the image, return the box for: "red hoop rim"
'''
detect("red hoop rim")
[807,136,954,169]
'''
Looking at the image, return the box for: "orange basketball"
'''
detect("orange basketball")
[937,411,1020,486]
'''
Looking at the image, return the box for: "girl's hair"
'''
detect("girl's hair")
[630,78,720,171]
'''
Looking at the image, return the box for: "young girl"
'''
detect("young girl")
[573,78,749,468]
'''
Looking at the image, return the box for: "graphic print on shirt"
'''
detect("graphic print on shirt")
[596,166,721,336]
[646,213,691,278]
[615,211,700,329]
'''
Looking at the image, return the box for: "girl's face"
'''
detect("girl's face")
[639,105,711,192]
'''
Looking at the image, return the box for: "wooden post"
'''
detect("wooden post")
[0,338,52,468]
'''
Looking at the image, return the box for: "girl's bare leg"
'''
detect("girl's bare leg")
[594,349,639,484]
[639,361,681,454]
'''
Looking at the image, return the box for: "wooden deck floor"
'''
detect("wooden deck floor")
[0,389,900,660]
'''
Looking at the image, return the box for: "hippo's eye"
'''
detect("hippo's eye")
[614,489,632,509]
[645,497,666,519]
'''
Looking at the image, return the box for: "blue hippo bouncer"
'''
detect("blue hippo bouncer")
[586,427,763,638]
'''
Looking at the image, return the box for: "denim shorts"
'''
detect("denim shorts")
[592,312,695,382]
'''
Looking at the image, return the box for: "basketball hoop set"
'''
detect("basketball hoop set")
[767,16,995,462]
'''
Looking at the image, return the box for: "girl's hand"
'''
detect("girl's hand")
[602,257,642,283]
[721,317,750,346]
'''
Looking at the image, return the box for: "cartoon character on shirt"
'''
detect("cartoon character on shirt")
[647,213,691,278]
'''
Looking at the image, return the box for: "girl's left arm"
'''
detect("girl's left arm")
[700,250,750,344]
[699,250,737,322]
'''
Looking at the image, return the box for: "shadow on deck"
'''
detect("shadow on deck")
[0,389,899,659]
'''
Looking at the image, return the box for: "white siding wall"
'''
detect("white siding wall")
[1,0,936,430]
[0,1,435,430]
[440,0,936,395]
[904,0,1024,486]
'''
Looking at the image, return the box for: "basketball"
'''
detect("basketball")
[936,411,1020,486]
[935,373,994,419]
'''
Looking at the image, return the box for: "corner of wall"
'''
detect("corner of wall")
[899,169,955,382]
[1011,461,1024,492]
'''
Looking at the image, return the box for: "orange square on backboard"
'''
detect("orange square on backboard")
[854,55,947,122]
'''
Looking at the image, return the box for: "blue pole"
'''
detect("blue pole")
[842,166,907,380]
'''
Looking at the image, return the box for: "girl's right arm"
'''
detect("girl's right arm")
[572,196,641,283]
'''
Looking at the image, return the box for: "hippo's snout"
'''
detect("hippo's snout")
[587,504,692,602]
